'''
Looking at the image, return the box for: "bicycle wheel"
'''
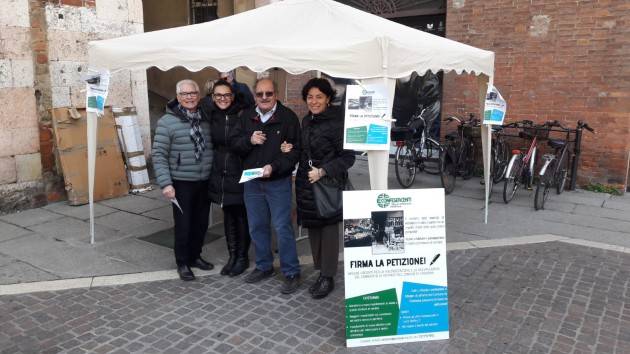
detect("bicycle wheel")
[534,160,555,210]
[492,140,509,183]
[555,148,569,194]
[440,147,456,194]
[462,137,475,180]
[395,144,417,188]
[422,139,442,175]
[503,155,523,204]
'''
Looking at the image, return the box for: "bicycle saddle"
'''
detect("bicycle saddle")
[547,139,566,149]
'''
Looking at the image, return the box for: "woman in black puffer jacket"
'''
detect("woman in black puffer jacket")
[288,78,355,299]
[202,79,252,277]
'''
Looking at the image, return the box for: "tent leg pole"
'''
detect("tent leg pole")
[478,74,490,224]
[88,111,98,244]
[362,77,396,190]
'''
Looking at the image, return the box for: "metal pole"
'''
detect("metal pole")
[570,122,583,191]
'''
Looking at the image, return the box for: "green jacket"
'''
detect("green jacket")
[151,100,213,188]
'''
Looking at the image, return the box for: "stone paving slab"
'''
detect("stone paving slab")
[99,195,170,214]
[94,238,174,271]
[2,242,630,353]
[42,202,118,221]
[573,204,630,223]
[0,220,31,243]
[0,234,144,279]
[140,205,174,225]
[0,260,59,286]
[28,217,120,245]
[603,197,630,211]
[0,208,63,227]
[94,211,160,233]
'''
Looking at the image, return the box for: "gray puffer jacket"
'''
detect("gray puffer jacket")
[152,100,213,188]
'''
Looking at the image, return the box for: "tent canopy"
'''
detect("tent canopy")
[88,0,494,79]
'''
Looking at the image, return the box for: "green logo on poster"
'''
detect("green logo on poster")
[377,193,390,208]
[377,193,412,208]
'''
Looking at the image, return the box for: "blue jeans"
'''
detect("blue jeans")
[244,176,300,277]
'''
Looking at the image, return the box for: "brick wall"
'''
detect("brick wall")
[285,73,316,119]
[443,0,630,190]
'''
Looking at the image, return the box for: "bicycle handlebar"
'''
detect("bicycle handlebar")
[577,120,595,133]
[544,120,570,131]
[445,115,462,125]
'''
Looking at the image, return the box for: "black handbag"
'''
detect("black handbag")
[312,174,353,218]
[304,121,353,218]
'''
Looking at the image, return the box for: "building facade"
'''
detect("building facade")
[0,0,627,214]
[441,0,629,190]
[0,0,149,213]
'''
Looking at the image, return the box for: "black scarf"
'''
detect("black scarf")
[177,104,206,161]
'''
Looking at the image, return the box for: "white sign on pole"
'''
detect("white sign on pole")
[343,188,449,347]
[343,84,391,151]
[85,69,110,116]
[482,85,506,125]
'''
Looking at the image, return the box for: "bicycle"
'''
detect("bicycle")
[439,114,478,194]
[534,120,594,210]
[392,108,442,188]
[502,120,547,204]
[490,125,510,184]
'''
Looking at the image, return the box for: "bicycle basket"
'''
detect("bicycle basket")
[390,126,413,141]
[523,126,550,140]
[462,124,481,139]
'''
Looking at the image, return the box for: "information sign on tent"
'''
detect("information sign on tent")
[343,84,391,151]
[343,188,448,347]
[483,85,506,125]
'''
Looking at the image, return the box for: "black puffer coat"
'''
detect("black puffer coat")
[201,96,247,206]
[296,107,355,228]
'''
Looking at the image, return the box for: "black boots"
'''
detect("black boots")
[221,206,251,276]
[311,274,334,299]
[229,230,250,276]
[220,221,237,275]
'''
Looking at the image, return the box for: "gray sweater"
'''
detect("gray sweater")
[151,101,213,188]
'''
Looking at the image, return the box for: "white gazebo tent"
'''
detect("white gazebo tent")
[87,0,495,243]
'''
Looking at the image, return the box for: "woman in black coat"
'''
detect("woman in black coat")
[202,79,252,276]
[285,78,355,299]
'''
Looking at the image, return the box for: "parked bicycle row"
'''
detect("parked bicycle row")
[390,109,594,210]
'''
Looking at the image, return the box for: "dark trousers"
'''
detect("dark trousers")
[172,180,210,266]
[308,222,340,277]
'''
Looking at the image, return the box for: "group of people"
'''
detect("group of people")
[152,72,355,299]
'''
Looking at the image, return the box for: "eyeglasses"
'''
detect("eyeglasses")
[255,91,274,98]
[213,93,233,100]
[178,91,199,98]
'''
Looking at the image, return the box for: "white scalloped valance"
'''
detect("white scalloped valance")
[88,0,493,80]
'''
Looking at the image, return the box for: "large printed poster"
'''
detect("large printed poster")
[343,189,448,347]
[343,84,391,151]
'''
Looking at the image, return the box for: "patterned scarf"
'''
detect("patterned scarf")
[177,104,206,161]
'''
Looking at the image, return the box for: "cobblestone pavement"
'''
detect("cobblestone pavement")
[2,242,630,354]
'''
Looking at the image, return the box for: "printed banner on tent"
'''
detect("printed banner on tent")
[343,188,448,347]
[343,84,391,151]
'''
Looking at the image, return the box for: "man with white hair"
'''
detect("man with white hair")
[152,79,214,281]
